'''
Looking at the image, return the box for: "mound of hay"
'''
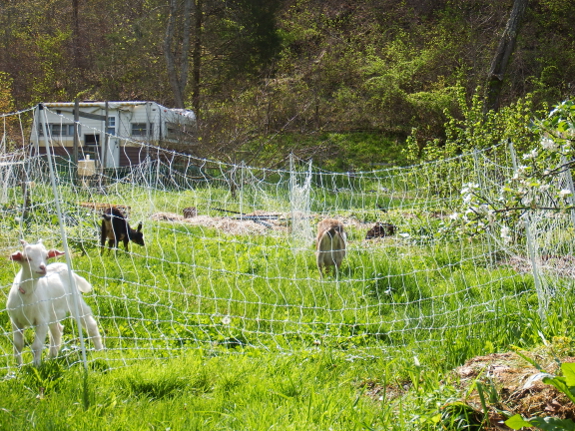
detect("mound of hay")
[454,351,575,425]
[363,347,575,429]
[150,212,285,235]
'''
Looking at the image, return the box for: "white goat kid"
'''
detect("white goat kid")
[6,240,103,366]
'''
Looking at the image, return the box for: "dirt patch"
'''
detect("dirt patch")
[361,379,410,402]
[505,255,575,278]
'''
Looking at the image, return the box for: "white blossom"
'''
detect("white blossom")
[501,226,512,244]
[541,138,558,152]
[477,204,489,215]
[559,189,572,198]
[523,149,538,160]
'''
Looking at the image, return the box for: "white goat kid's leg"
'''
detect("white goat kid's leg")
[48,322,64,358]
[31,323,49,366]
[81,315,103,350]
[78,302,103,350]
[12,326,25,366]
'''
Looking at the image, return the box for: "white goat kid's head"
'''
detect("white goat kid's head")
[10,240,65,277]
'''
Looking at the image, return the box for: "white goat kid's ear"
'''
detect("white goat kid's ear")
[9,251,24,261]
[20,239,28,247]
[47,250,65,259]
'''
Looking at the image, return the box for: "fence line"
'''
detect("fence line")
[0,107,571,369]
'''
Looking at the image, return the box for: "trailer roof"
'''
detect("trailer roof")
[41,101,195,120]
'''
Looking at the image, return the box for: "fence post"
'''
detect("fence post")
[39,104,91,407]
[239,161,245,218]
[561,155,575,228]
[508,140,547,320]
[473,149,495,266]
[289,153,295,235]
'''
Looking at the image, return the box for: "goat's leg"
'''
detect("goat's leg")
[100,224,107,255]
[80,313,103,350]
[78,303,103,350]
[31,323,49,366]
[48,322,64,358]
[123,238,129,252]
[12,324,25,366]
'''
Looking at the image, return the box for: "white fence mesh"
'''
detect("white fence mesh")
[0,105,571,369]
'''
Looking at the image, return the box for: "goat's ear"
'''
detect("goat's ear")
[20,239,28,247]
[137,222,142,232]
[10,251,24,261]
[47,250,65,259]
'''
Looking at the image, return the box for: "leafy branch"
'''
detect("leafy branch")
[456,100,575,242]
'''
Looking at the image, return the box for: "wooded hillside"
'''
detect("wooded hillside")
[1,0,573,168]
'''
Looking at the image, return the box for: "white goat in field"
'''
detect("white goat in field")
[315,218,347,277]
[6,240,103,366]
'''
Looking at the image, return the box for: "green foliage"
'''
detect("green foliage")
[1,0,575,168]
[243,132,407,171]
[361,34,461,138]
[0,72,15,115]
[406,85,543,162]
[30,29,72,103]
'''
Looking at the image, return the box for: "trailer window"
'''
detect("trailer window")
[165,122,179,140]
[107,117,116,136]
[131,123,153,137]
[166,122,194,141]
[38,124,77,137]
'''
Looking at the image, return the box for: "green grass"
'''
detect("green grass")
[2,345,495,431]
[0,180,573,429]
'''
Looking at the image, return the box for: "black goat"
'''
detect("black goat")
[101,207,144,253]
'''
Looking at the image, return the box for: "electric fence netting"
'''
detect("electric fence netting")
[0,105,570,370]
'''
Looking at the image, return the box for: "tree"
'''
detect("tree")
[191,0,203,115]
[484,0,529,113]
[164,0,192,108]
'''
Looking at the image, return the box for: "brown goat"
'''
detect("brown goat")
[101,207,144,253]
[365,222,397,240]
[315,218,346,277]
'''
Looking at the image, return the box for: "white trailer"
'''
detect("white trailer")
[30,101,196,168]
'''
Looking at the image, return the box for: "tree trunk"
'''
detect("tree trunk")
[484,0,528,113]
[72,0,81,68]
[191,0,203,117]
[164,0,192,109]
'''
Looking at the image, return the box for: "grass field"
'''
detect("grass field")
[0,170,573,429]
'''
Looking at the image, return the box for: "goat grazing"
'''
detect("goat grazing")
[101,206,144,253]
[365,222,397,240]
[6,240,103,366]
[315,218,346,277]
